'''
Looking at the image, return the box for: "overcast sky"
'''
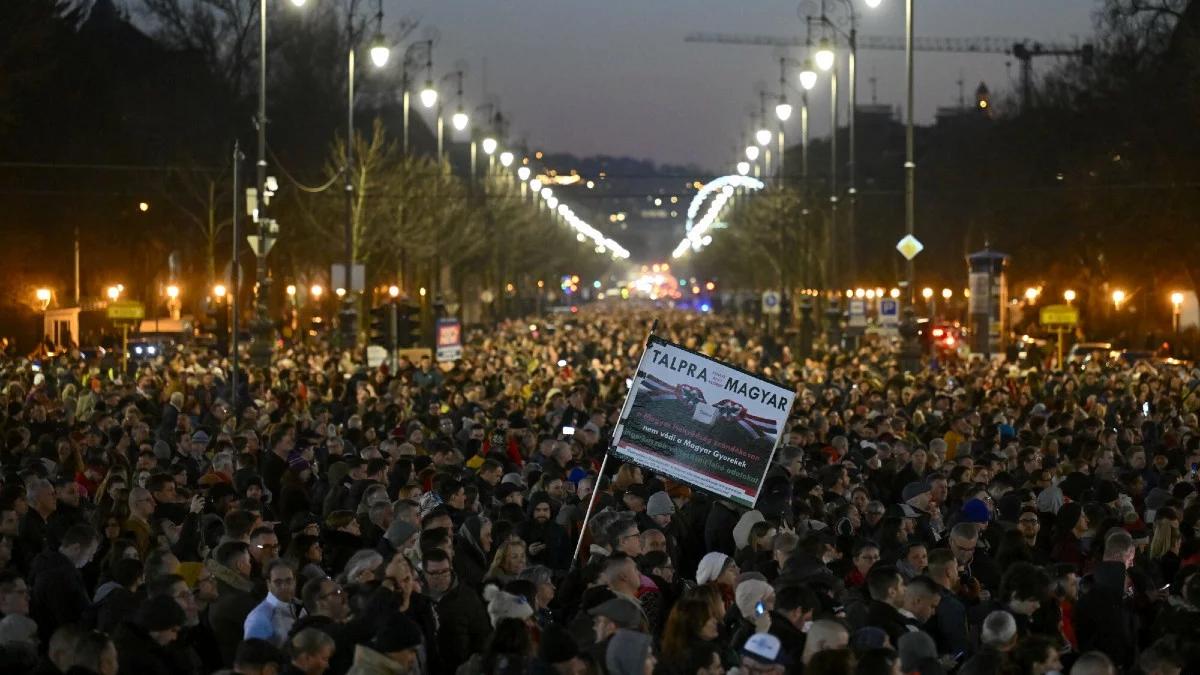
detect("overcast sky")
[389,0,1099,172]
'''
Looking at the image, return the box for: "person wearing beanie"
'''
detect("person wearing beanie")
[730,578,774,650]
[606,629,656,675]
[486,589,534,627]
[1051,503,1088,570]
[516,491,569,571]
[113,594,188,675]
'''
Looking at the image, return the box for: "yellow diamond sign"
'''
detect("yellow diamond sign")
[896,235,924,261]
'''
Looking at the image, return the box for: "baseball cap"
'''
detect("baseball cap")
[742,633,790,665]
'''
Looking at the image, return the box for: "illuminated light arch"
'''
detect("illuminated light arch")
[672,174,765,259]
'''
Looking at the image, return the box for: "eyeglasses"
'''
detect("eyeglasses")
[318,587,345,600]
[1018,518,1040,525]
[426,567,452,576]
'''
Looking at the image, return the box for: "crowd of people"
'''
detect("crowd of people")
[0,305,1198,675]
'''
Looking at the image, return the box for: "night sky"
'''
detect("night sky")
[389,0,1098,172]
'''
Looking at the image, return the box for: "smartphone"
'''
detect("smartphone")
[562,426,575,436]
[754,601,766,617]
[1161,583,1171,592]
[557,359,568,368]
[953,651,966,662]
[1143,402,1151,415]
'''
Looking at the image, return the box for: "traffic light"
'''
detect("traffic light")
[369,302,396,348]
[396,302,421,348]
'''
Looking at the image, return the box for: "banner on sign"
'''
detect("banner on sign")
[435,318,462,362]
[611,336,795,508]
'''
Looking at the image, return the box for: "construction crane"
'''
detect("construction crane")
[685,31,1093,110]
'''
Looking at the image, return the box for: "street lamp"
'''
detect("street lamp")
[452,109,469,131]
[419,83,438,109]
[311,284,323,299]
[941,288,952,300]
[755,128,772,146]
[166,285,180,300]
[213,284,227,299]
[745,145,760,161]
[1171,291,1184,333]
[864,0,882,7]
[107,286,121,301]
[388,285,400,298]
[540,187,553,200]
[799,60,818,91]
[1063,289,1076,305]
[736,161,750,175]
[529,178,543,193]
[775,102,793,121]
[499,151,514,167]
[517,166,531,181]
[814,37,836,71]
[35,288,51,310]
[1111,289,1126,310]
[1024,287,1040,303]
[286,284,296,298]
[481,137,498,155]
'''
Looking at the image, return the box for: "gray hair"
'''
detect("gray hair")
[897,631,936,672]
[290,627,335,657]
[341,549,384,583]
[25,478,52,503]
[950,522,979,542]
[1070,651,1116,675]
[980,610,1017,648]
[519,565,553,587]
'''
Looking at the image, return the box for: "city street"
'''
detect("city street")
[3,1,1200,674]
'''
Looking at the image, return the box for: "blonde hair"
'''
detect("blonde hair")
[487,536,527,578]
[1149,523,1180,560]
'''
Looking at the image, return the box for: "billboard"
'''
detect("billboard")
[611,336,795,508]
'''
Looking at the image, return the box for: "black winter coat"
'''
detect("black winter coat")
[434,582,493,675]
[29,549,90,644]
[1075,561,1139,670]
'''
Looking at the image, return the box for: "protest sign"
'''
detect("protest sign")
[611,335,795,508]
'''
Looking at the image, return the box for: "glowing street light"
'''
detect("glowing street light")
[481,137,498,155]
[106,286,121,301]
[941,288,952,300]
[1063,289,1076,304]
[310,284,323,299]
[213,284,227,299]
[921,287,933,301]
[1111,289,1126,309]
[1024,287,1040,302]
[517,166,531,181]
[1172,291,1185,333]
[289,0,306,6]
[451,110,469,131]
[369,39,391,68]
[864,0,883,8]
[775,102,793,121]
[499,151,514,167]
[755,128,772,146]
[166,284,180,300]
[419,84,438,109]
[814,38,835,72]
[286,284,297,297]
[35,288,51,310]
[540,187,553,200]
[889,288,901,299]
[388,285,400,298]
[529,178,543,193]
[745,145,760,161]
[798,60,818,91]
[736,161,750,175]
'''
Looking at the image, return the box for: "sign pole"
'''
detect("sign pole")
[121,323,129,375]
[1057,327,1064,372]
[570,319,659,568]
[570,452,611,568]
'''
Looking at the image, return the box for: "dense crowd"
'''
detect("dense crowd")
[0,305,1198,675]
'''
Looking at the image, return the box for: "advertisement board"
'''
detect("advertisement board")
[435,318,462,363]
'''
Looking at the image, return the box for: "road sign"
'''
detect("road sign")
[331,263,366,292]
[106,301,145,321]
[896,234,924,261]
[848,299,868,327]
[1039,304,1078,326]
[879,298,899,326]
[761,290,781,315]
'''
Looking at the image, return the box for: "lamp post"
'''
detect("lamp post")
[401,39,434,155]
[1063,289,1076,305]
[341,0,391,350]
[1171,291,1184,334]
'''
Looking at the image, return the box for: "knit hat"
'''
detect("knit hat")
[487,590,534,627]
[646,491,675,517]
[902,481,930,501]
[734,579,772,620]
[606,629,653,675]
[851,626,889,652]
[372,615,424,653]
[960,498,990,524]
[733,510,766,550]
[136,595,187,631]
[385,519,419,550]
[696,551,731,585]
